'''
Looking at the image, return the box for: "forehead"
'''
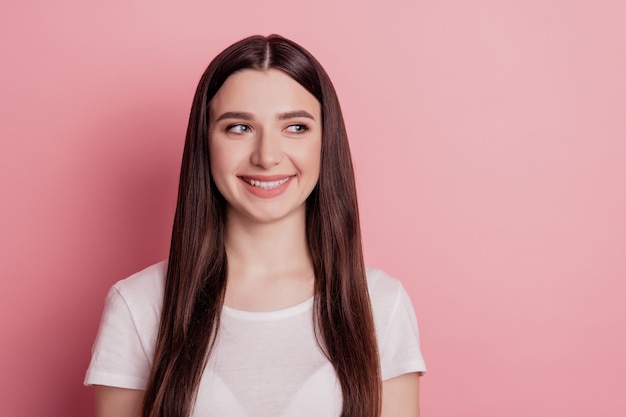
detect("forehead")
[209,69,321,119]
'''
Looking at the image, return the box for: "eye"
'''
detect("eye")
[227,124,252,134]
[284,124,309,134]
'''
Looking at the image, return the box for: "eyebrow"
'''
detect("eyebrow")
[215,110,316,122]
[215,112,254,122]
[277,111,315,121]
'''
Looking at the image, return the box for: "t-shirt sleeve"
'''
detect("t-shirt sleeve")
[84,285,152,390]
[378,279,427,381]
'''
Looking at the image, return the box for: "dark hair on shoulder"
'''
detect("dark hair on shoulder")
[143,34,381,417]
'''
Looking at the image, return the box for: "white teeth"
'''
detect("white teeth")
[245,177,290,190]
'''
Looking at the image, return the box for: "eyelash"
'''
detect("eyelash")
[285,124,309,134]
[226,124,251,134]
[225,123,309,135]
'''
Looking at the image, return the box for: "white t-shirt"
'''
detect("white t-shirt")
[84,261,426,417]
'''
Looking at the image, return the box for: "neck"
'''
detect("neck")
[223,209,313,281]
[222,208,315,311]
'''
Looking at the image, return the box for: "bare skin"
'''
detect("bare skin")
[95,386,142,417]
[221,208,315,312]
[209,69,321,312]
[381,372,421,417]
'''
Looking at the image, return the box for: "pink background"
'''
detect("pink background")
[1,1,625,416]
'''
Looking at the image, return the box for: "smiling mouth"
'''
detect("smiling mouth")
[241,176,292,190]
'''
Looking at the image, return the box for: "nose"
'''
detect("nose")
[250,129,283,168]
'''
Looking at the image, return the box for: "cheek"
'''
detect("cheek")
[209,139,236,170]
[311,140,322,170]
[208,142,231,188]
[300,141,322,181]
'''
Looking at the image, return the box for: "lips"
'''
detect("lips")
[241,176,292,190]
[238,175,296,196]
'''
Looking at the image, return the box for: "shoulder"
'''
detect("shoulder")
[365,267,411,336]
[84,261,168,389]
[111,260,167,306]
[365,267,427,378]
[365,267,407,312]
[108,260,168,355]
[105,260,168,329]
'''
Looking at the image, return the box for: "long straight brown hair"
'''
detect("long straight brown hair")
[142,34,381,417]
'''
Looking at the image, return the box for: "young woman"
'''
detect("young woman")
[85,34,426,417]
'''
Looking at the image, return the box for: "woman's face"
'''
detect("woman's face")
[209,68,322,225]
